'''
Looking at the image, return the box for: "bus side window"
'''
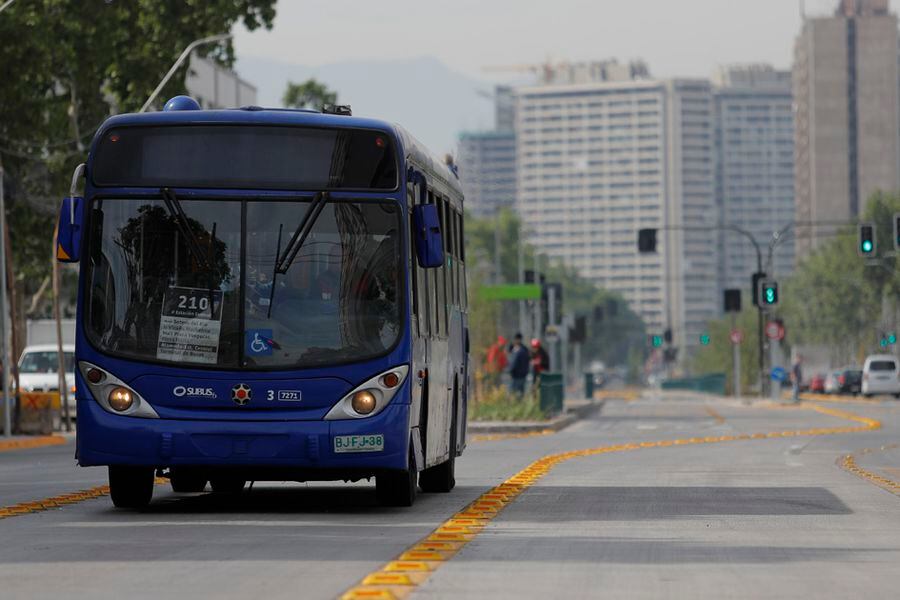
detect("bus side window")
[458,209,467,311]
[408,195,419,336]
[449,204,458,307]
[429,190,441,337]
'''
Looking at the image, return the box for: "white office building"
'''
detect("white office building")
[514,73,718,357]
[714,65,795,293]
[185,55,257,109]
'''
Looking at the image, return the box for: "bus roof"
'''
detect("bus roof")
[91,107,463,198]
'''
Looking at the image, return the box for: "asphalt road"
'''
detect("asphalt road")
[1,392,899,599]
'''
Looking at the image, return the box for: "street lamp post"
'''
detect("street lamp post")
[139,33,232,113]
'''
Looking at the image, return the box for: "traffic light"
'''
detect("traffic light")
[650,335,663,348]
[759,279,779,307]
[858,222,876,257]
[638,229,657,253]
[751,272,766,307]
[699,334,711,346]
[723,289,741,313]
[894,213,900,251]
[663,328,673,344]
[890,333,897,345]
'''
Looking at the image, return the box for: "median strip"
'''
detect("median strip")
[0,435,67,452]
[339,402,881,600]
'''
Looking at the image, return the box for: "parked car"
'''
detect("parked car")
[16,344,76,414]
[809,373,826,393]
[837,368,863,395]
[824,370,842,394]
[862,354,900,397]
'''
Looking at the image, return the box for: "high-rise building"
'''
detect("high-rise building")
[514,71,717,356]
[457,130,516,218]
[793,0,900,257]
[714,65,795,292]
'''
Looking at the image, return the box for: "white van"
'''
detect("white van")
[862,354,900,397]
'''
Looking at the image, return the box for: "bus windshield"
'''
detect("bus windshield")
[85,197,403,369]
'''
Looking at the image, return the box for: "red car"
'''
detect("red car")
[809,373,826,393]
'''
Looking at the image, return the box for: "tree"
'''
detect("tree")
[691,300,761,394]
[464,209,646,370]
[282,79,338,110]
[0,1,276,327]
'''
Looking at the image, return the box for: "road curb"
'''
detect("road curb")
[468,399,605,434]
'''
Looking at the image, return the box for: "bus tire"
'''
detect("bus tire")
[376,449,417,507]
[108,466,154,509]
[209,477,246,494]
[170,469,208,493]
[419,393,457,493]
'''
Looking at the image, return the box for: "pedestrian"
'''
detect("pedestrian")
[791,355,803,403]
[530,338,550,385]
[507,333,530,396]
[485,335,508,385]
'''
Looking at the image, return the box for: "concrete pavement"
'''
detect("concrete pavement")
[0,392,898,599]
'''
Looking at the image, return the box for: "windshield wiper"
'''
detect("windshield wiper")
[161,187,218,312]
[275,191,329,275]
[265,192,329,319]
[161,188,213,272]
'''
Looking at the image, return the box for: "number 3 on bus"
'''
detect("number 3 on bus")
[56,96,469,508]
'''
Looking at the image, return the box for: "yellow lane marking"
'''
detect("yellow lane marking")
[799,393,886,406]
[0,435,67,452]
[339,402,881,599]
[704,406,726,424]
[0,477,168,521]
[839,444,900,497]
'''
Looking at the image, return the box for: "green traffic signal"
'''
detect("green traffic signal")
[699,334,710,346]
[651,335,663,348]
[890,333,897,345]
[760,280,778,307]
[858,223,876,256]
[881,338,889,348]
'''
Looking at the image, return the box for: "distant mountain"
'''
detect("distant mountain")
[234,55,496,154]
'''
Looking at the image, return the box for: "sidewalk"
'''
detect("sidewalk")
[468,395,605,435]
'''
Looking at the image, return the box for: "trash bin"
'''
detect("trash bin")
[539,373,564,416]
[584,373,594,400]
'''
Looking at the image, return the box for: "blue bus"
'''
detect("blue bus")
[56,96,469,508]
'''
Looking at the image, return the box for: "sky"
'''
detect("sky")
[231,0,867,82]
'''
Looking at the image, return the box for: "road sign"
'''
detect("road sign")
[765,321,785,341]
[545,325,560,343]
[730,329,744,344]
[771,366,787,382]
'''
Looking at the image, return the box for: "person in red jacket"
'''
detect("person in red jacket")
[485,335,508,384]
[530,338,550,383]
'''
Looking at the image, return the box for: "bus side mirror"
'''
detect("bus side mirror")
[56,196,83,263]
[413,204,444,268]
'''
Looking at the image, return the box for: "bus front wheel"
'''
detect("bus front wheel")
[108,466,155,509]
[376,449,417,507]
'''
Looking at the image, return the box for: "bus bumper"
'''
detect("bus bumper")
[75,399,411,472]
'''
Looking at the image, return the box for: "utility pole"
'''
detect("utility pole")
[0,160,11,437]
[517,219,526,337]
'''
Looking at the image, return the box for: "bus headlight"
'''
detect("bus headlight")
[78,361,159,419]
[108,387,134,412]
[351,390,378,415]
[325,366,409,420]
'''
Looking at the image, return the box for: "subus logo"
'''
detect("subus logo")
[173,386,217,399]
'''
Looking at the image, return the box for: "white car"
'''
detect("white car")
[17,344,77,414]
[861,354,900,397]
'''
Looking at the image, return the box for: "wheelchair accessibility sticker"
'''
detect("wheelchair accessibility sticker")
[246,329,274,356]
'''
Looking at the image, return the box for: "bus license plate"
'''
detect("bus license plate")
[334,434,384,453]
